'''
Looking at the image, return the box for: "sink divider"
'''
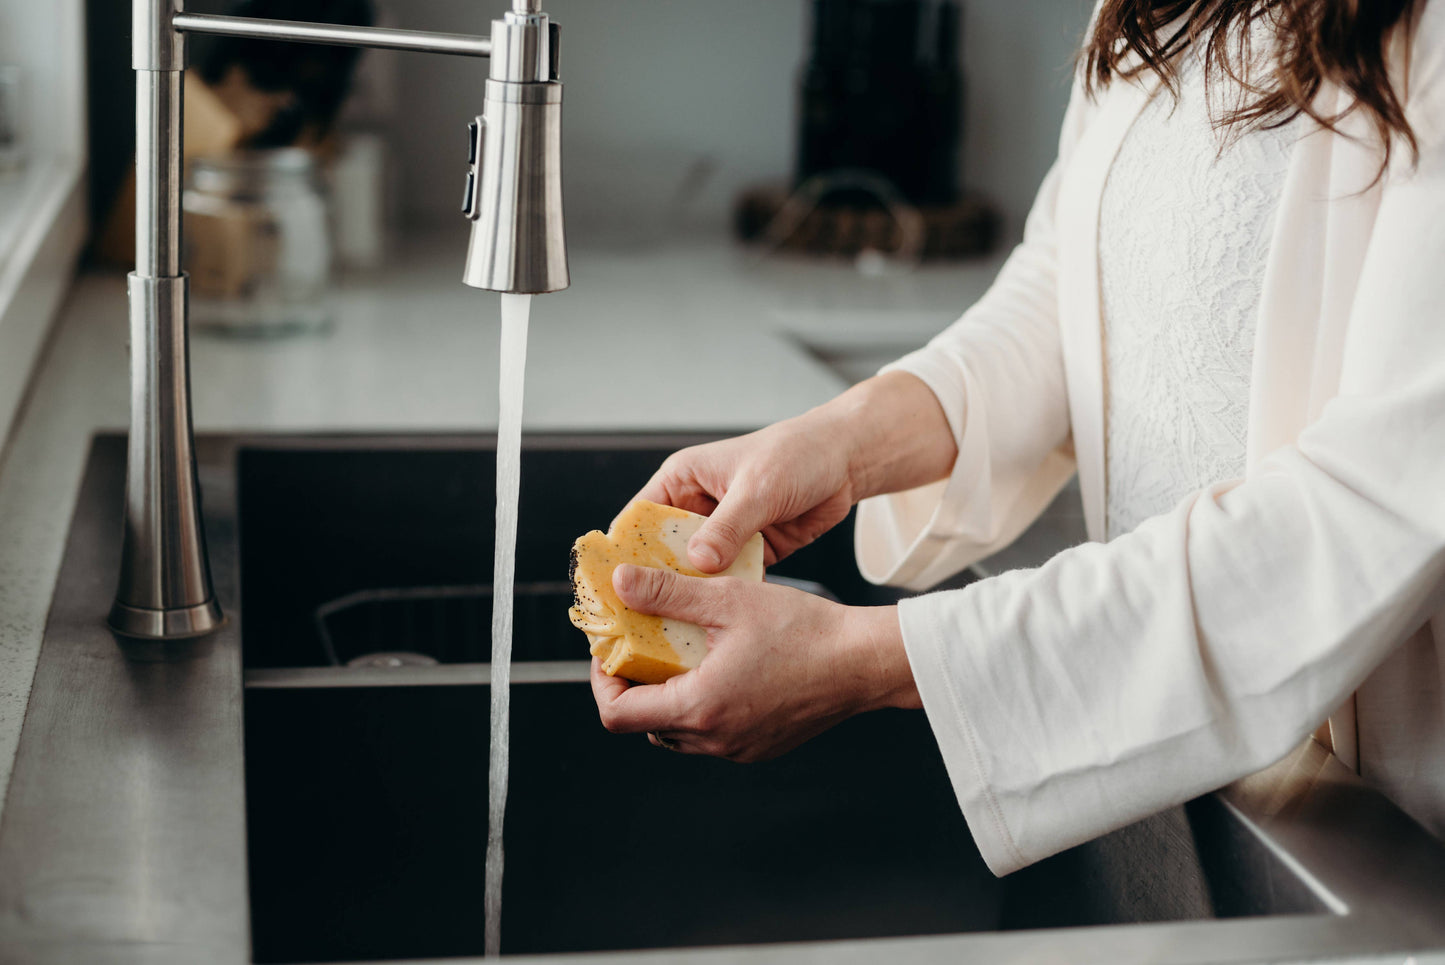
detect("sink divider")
[244,660,592,689]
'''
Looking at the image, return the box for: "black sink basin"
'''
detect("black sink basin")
[245,683,995,962]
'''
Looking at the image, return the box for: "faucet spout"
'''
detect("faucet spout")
[461,10,569,294]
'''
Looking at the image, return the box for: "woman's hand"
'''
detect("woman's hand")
[631,371,960,573]
[634,419,857,572]
[590,564,920,762]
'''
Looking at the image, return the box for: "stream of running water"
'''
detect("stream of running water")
[485,292,530,957]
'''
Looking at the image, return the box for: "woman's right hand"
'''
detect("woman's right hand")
[631,370,960,573]
[633,416,858,572]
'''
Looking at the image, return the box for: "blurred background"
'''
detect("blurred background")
[0,0,1098,449]
[82,0,1093,265]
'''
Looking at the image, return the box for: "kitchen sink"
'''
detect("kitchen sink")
[3,434,1445,965]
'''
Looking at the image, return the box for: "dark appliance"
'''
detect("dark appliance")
[797,0,964,205]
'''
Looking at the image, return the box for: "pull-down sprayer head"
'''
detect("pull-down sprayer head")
[461,4,569,294]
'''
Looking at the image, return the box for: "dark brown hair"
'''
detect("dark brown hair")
[1084,0,1420,172]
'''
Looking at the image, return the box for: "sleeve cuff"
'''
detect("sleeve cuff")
[857,354,1075,591]
[898,591,1031,876]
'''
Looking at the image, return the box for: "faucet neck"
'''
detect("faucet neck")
[490,11,558,83]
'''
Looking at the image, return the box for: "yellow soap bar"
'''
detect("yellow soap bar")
[569,500,764,684]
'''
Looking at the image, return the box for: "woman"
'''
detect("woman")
[591,0,1445,875]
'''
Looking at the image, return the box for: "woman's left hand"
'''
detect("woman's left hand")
[590,564,920,762]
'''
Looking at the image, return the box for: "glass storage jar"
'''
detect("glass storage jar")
[184,148,332,336]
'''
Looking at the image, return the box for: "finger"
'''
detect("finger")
[590,656,631,704]
[620,455,721,530]
[633,468,676,509]
[648,732,707,754]
[757,526,788,568]
[756,520,818,567]
[645,731,691,749]
[593,678,690,736]
[673,491,720,519]
[612,564,724,625]
[689,486,770,573]
[634,447,715,508]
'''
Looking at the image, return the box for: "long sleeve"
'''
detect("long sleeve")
[896,5,1445,877]
[853,78,1094,591]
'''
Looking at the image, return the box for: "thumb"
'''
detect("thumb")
[613,564,722,626]
[689,488,767,573]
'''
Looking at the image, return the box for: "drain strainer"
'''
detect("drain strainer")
[345,651,440,669]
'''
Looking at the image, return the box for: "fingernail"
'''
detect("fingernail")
[690,542,721,570]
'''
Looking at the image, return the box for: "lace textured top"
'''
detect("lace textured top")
[1099,46,1300,539]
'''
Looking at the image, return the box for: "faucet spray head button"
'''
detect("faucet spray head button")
[461,170,477,218]
[462,116,486,221]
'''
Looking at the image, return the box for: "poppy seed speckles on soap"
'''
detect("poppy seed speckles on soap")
[567,500,765,683]
[568,544,581,607]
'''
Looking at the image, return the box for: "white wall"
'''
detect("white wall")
[375,0,1093,244]
[963,0,1095,237]
[0,0,86,162]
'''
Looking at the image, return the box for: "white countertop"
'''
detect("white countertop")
[0,229,1002,813]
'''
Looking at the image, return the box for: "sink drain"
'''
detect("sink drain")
[345,651,440,669]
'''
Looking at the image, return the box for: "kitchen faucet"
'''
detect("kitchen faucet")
[110,0,568,639]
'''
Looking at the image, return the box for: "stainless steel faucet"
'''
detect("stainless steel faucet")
[110,0,568,640]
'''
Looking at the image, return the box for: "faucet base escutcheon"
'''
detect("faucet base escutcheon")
[108,598,225,641]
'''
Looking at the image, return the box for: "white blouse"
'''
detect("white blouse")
[854,0,1445,877]
[1100,49,1298,539]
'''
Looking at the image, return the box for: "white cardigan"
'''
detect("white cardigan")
[855,1,1445,876]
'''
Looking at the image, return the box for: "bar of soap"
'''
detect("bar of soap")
[569,500,764,684]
